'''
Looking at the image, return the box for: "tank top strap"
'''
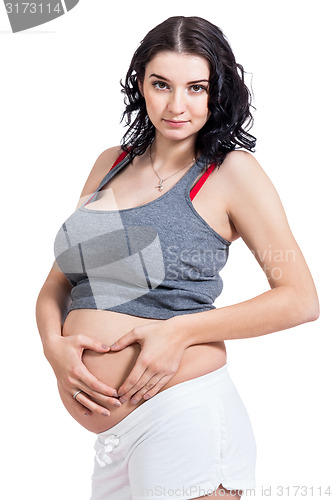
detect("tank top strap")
[182,157,217,201]
[109,150,129,172]
[189,162,217,201]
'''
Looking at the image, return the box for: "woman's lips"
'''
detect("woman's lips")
[163,119,189,128]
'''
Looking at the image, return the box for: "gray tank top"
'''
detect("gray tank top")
[54,151,232,320]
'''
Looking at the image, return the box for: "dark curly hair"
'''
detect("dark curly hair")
[120,16,256,167]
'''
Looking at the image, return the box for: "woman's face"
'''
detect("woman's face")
[140,51,211,144]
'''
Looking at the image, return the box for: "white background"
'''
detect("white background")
[0,1,332,499]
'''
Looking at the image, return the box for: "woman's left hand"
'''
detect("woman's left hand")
[109,319,185,404]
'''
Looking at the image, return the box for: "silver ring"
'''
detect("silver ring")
[73,390,83,400]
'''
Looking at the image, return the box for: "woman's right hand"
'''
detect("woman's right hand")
[44,334,122,417]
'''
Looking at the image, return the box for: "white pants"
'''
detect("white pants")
[90,363,256,500]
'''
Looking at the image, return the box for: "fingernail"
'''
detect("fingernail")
[110,343,117,348]
[113,391,118,398]
[102,344,110,349]
[143,394,151,400]
[114,401,121,407]
[119,397,127,403]
[102,411,110,417]
[84,412,90,416]
[131,399,139,405]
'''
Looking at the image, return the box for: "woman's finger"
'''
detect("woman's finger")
[117,352,156,397]
[141,374,172,400]
[76,400,92,417]
[119,369,161,402]
[78,379,122,408]
[72,390,119,417]
[128,373,162,403]
[74,334,111,354]
[59,383,92,417]
[61,380,120,417]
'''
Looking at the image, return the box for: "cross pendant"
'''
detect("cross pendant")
[155,179,164,191]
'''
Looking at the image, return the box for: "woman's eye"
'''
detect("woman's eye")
[190,85,207,93]
[153,81,168,90]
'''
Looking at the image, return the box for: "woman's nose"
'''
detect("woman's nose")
[167,90,186,115]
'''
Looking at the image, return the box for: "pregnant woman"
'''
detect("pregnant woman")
[35,16,319,500]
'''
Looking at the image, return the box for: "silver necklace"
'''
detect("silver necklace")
[149,146,196,192]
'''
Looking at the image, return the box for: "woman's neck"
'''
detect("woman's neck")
[149,133,197,172]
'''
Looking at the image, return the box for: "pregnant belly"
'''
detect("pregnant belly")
[59,309,227,434]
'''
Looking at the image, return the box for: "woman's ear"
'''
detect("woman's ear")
[138,79,144,97]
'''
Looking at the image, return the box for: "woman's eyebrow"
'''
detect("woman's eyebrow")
[149,73,209,85]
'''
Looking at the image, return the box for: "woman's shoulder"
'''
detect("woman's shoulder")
[215,150,278,212]
[88,144,124,183]
[217,150,269,189]
[82,144,124,184]
[221,150,261,173]
[94,145,124,173]
[75,145,123,207]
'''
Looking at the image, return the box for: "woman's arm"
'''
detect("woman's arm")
[170,287,318,349]
[36,262,122,416]
[169,150,320,347]
[35,263,72,349]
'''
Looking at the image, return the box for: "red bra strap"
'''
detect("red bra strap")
[109,150,129,171]
[190,162,217,201]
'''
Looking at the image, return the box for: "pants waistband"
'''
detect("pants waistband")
[97,362,230,439]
